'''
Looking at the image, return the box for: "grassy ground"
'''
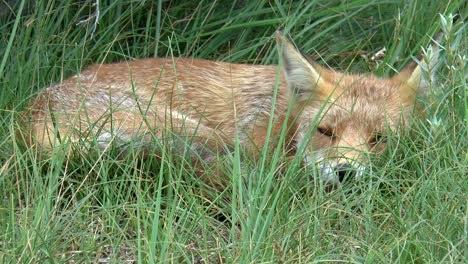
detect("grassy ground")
[0,0,466,263]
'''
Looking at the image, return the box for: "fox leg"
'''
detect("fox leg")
[25,101,229,179]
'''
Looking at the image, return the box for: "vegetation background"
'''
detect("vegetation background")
[0,0,466,263]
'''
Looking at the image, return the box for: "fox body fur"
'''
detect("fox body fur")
[22,32,437,185]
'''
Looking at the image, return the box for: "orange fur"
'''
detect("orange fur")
[21,31,437,185]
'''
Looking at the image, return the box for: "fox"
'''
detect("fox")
[21,31,438,186]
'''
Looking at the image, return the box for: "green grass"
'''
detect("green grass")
[0,0,466,263]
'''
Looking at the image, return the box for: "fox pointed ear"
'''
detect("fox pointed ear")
[275,31,331,101]
[396,37,440,104]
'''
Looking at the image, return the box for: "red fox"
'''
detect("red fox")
[21,31,438,185]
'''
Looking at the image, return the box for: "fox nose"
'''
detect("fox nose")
[336,163,355,182]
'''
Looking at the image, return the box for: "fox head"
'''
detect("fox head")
[276,31,438,185]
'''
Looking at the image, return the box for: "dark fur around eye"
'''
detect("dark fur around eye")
[317,127,334,138]
[370,132,387,145]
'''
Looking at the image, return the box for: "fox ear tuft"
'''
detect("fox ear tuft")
[275,31,330,101]
[397,37,441,103]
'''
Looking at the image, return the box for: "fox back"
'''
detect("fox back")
[22,32,437,185]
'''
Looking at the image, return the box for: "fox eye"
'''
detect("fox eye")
[317,127,334,138]
[370,132,386,145]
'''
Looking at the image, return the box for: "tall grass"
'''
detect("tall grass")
[0,0,465,263]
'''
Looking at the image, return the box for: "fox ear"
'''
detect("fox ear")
[396,37,440,104]
[275,31,331,101]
